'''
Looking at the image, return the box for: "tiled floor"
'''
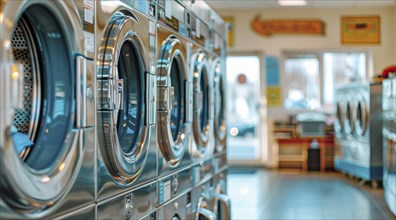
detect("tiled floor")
[227,168,396,220]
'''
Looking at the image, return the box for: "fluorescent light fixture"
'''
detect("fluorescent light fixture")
[278,0,307,6]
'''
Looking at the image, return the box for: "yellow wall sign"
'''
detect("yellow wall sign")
[341,16,380,44]
[223,16,235,47]
[267,87,282,107]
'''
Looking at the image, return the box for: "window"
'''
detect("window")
[284,54,320,110]
[323,52,367,107]
[283,51,368,111]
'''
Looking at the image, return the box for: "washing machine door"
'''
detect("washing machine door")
[192,51,213,152]
[213,58,227,153]
[334,100,345,138]
[355,98,369,136]
[344,98,355,136]
[97,12,155,184]
[157,36,192,166]
[0,1,88,217]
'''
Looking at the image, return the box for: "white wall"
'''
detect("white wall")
[220,7,395,121]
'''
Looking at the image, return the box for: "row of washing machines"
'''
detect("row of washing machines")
[334,78,396,215]
[0,0,230,219]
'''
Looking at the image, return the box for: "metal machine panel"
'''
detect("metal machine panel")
[97,181,157,220]
[157,190,192,220]
[158,166,192,206]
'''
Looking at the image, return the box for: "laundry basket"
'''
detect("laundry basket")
[296,112,327,137]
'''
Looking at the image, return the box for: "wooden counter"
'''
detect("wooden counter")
[276,136,334,172]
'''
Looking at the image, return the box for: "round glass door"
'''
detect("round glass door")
[344,100,354,135]
[156,36,189,166]
[355,100,368,136]
[213,60,226,151]
[192,52,213,151]
[334,101,344,135]
[11,6,74,170]
[116,41,143,154]
[169,58,185,141]
[97,14,149,183]
[1,3,84,216]
[199,68,209,132]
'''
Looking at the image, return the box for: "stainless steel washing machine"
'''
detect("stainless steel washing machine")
[189,13,215,186]
[0,0,95,218]
[209,12,228,175]
[97,180,157,220]
[96,0,157,201]
[334,82,383,181]
[382,77,396,216]
[189,178,216,220]
[156,0,193,206]
[210,170,231,220]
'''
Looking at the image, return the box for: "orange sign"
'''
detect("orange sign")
[251,16,325,36]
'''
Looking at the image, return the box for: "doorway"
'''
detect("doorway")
[226,55,262,163]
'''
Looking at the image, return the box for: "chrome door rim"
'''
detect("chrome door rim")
[0,1,84,217]
[157,35,190,167]
[355,98,368,136]
[192,51,213,152]
[334,101,345,134]
[344,98,354,135]
[213,58,226,152]
[97,13,150,183]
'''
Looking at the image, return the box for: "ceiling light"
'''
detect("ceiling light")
[278,0,307,6]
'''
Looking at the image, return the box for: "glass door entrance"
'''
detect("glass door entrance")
[226,56,261,161]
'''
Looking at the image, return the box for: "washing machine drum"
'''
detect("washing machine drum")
[97,13,154,184]
[1,3,86,216]
[213,60,226,151]
[11,10,74,168]
[157,36,191,166]
[192,52,213,152]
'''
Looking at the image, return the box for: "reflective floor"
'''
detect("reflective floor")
[228,168,396,219]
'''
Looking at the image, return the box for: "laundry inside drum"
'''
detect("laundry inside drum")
[11,17,41,160]
[9,5,74,171]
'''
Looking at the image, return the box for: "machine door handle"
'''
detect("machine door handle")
[215,193,232,220]
[198,207,216,220]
